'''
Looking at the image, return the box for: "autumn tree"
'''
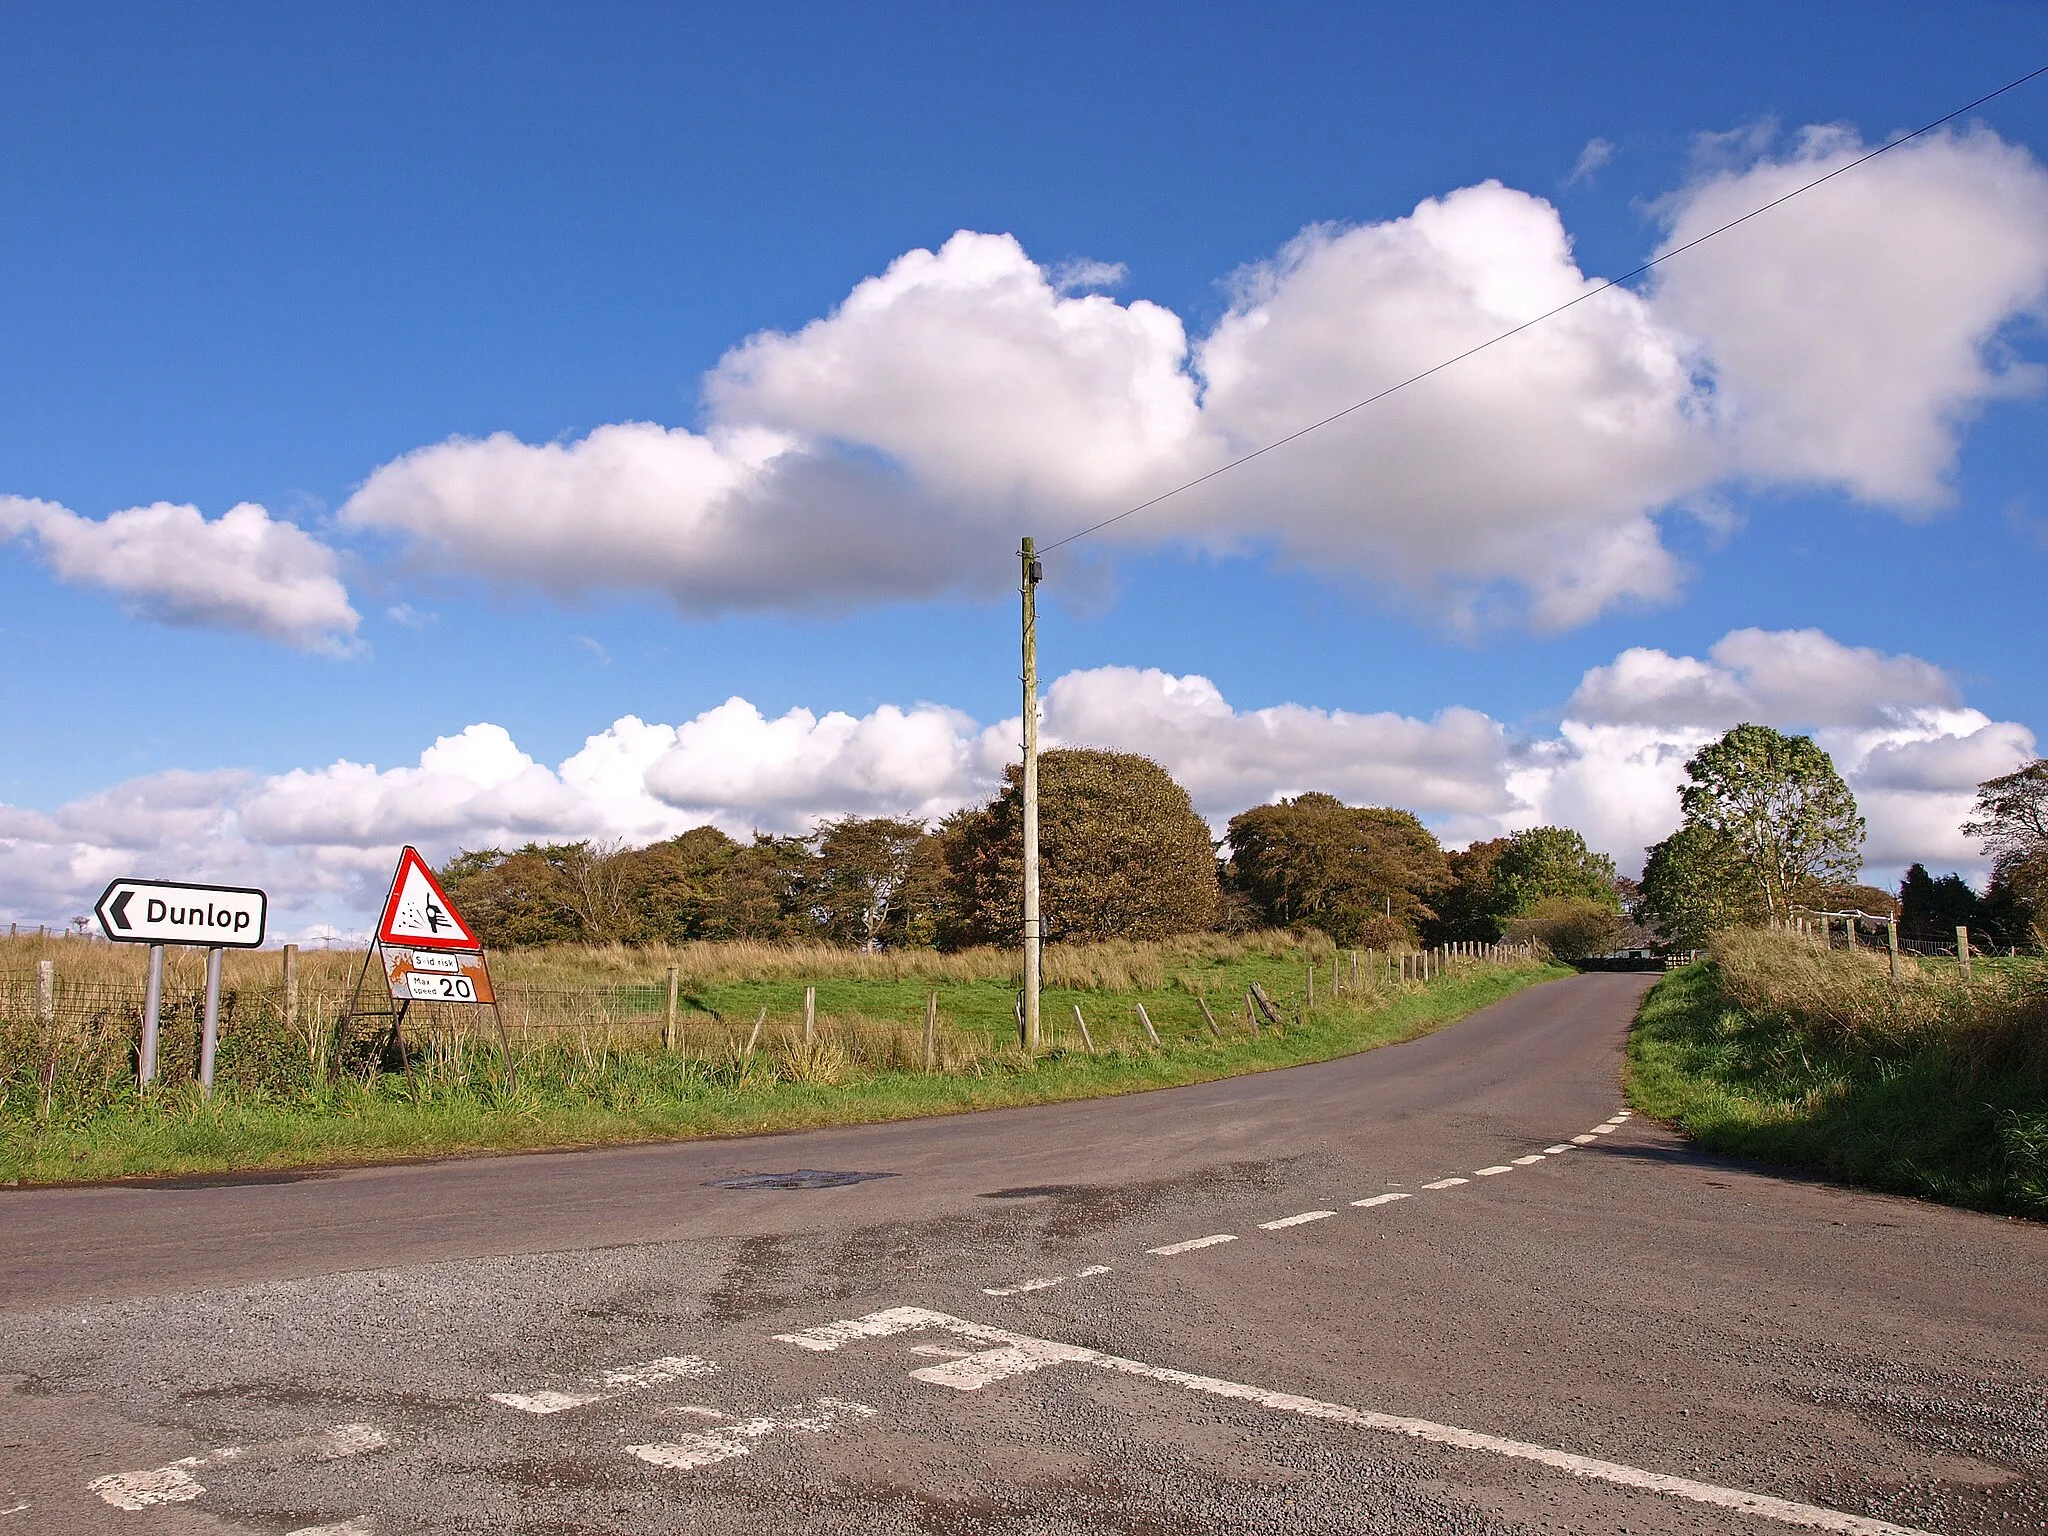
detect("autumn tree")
[944,749,1219,946]
[1224,792,1448,945]
[1677,724,1864,922]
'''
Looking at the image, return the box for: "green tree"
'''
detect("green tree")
[1224,792,1448,944]
[1898,862,1985,942]
[1636,823,1762,948]
[1677,723,1864,922]
[437,843,585,947]
[803,816,937,950]
[944,749,1220,946]
[1964,760,2048,946]
[1492,827,1620,915]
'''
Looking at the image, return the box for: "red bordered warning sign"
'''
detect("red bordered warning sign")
[375,845,481,951]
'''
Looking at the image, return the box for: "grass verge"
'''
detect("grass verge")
[4,961,1565,1185]
[1627,956,2048,1218]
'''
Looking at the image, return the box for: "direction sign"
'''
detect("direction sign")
[94,878,268,949]
[375,846,481,950]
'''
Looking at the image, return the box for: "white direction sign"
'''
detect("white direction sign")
[95,878,269,948]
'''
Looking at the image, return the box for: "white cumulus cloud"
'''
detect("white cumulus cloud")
[0,496,360,652]
[326,124,2048,631]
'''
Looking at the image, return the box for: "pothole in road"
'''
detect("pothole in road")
[705,1170,897,1191]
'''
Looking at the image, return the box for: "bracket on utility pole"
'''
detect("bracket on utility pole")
[1021,536,1043,1052]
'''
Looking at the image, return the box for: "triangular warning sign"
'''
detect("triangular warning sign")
[376,846,481,950]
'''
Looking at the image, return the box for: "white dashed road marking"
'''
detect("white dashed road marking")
[627,1398,877,1471]
[1572,1134,1598,1144]
[287,1522,377,1536]
[1422,1177,1468,1190]
[983,1277,1062,1296]
[490,1355,716,1414]
[780,1309,1933,1536]
[1148,1234,1237,1256]
[1350,1193,1411,1208]
[1258,1210,1336,1230]
[1474,1166,1513,1177]
[1511,1155,1546,1165]
[1545,1144,1573,1154]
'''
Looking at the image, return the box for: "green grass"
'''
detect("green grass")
[1627,961,2048,1218]
[2,960,1565,1185]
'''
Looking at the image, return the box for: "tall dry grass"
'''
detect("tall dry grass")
[1711,927,2048,1082]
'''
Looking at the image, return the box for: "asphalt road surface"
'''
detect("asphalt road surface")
[4,972,2044,1536]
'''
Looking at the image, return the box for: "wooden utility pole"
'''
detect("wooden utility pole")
[1021,537,1043,1052]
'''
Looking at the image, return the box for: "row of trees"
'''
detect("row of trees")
[438,725,2048,958]
[439,750,1627,953]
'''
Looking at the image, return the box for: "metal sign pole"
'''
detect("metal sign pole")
[199,945,223,1095]
[139,943,165,1086]
[481,950,516,1093]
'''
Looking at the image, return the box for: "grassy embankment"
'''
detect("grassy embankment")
[1,932,1564,1184]
[1628,928,2048,1217]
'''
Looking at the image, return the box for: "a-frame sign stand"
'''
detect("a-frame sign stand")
[340,847,516,1089]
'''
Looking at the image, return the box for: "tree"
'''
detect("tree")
[944,749,1219,946]
[1677,724,1864,922]
[1430,837,1510,942]
[1636,823,1762,948]
[804,816,936,950]
[1225,793,1448,944]
[1898,862,1985,942]
[438,844,584,947]
[1964,759,2048,866]
[1493,827,1620,914]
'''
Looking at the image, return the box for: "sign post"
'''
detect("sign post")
[94,877,268,1091]
[341,847,514,1088]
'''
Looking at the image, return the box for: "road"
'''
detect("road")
[3,972,2043,1535]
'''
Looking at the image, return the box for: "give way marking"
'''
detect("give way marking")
[775,1307,1934,1536]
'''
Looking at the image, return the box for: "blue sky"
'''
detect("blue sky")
[3,4,2046,934]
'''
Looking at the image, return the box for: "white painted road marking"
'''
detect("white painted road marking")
[1511,1155,1546,1165]
[627,1397,876,1471]
[1258,1210,1336,1229]
[779,1309,1934,1536]
[1147,1234,1237,1255]
[1474,1165,1513,1176]
[1572,1134,1598,1144]
[490,1355,715,1414]
[287,1522,377,1536]
[983,1277,1062,1296]
[1350,1193,1411,1208]
[1545,1144,1573,1154]
[90,1425,387,1510]
[1422,1177,1468,1190]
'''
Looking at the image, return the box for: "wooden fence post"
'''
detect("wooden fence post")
[804,985,816,1044]
[36,958,56,1116]
[1887,916,1900,981]
[1306,963,1314,1009]
[1134,1001,1161,1047]
[924,991,938,1071]
[1243,990,1260,1036]
[1957,925,1972,981]
[745,1006,766,1057]
[664,966,681,1054]
[1195,995,1221,1039]
[282,944,299,1033]
[1071,1002,1095,1054]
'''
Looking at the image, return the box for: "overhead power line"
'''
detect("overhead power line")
[1040,62,2048,555]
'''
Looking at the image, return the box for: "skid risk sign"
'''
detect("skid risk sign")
[375,847,481,950]
[95,878,268,948]
[383,947,495,1004]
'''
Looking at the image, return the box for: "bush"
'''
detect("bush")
[1504,896,1623,961]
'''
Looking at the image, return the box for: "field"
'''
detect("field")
[0,931,1562,1184]
[1627,927,2048,1217]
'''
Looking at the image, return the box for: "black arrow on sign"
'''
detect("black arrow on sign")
[108,890,134,930]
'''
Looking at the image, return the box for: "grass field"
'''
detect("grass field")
[1,932,1562,1185]
[1627,930,2048,1218]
